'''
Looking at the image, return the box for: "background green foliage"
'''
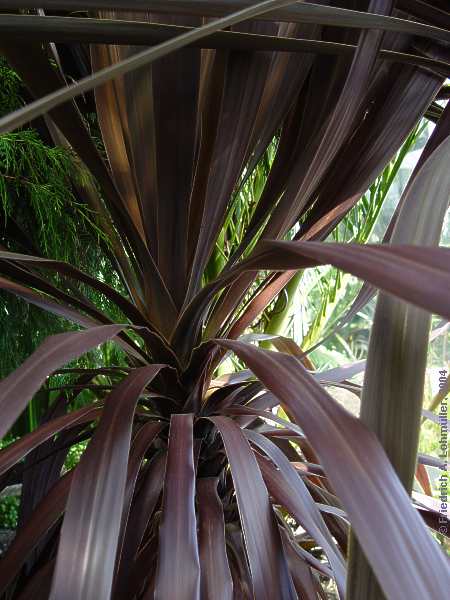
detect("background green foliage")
[0,57,21,116]
[0,495,19,530]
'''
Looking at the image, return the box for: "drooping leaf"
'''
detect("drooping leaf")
[246,429,346,596]
[50,365,163,600]
[197,477,233,600]
[0,324,125,439]
[0,404,101,477]
[346,99,450,600]
[208,415,296,600]
[0,472,73,595]
[218,339,450,600]
[154,413,201,600]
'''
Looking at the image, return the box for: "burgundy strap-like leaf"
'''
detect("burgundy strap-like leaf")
[115,451,166,597]
[245,241,450,321]
[154,413,201,600]
[280,527,322,600]
[0,404,101,477]
[0,1,305,134]
[218,339,450,600]
[2,1,449,41]
[0,250,149,326]
[223,405,304,437]
[0,274,151,362]
[113,421,165,590]
[208,415,296,600]
[197,477,233,600]
[0,472,73,595]
[0,324,125,439]
[246,430,346,597]
[50,365,163,600]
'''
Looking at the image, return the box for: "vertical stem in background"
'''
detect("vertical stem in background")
[27,399,37,433]
[205,229,227,284]
[262,271,302,346]
[347,133,450,599]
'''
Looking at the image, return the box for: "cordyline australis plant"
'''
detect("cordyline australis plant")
[0,1,449,599]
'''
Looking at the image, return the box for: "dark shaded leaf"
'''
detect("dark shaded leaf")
[115,451,166,597]
[1,1,449,43]
[197,477,233,600]
[281,528,321,600]
[0,325,125,439]
[208,415,296,600]
[0,1,308,134]
[246,430,346,597]
[113,420,165,588]
[0,250,149,326]
[154,414,200,600]
[0,404,100,477]
[0,473,73,595]
[50,365,163,600]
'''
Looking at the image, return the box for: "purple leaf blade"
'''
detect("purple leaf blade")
[197,477,233,600]
[50,365,163,600]
[208,415,296,600]
[154,413,201,600]
[0,324,126,439]
[218,340,450,600]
